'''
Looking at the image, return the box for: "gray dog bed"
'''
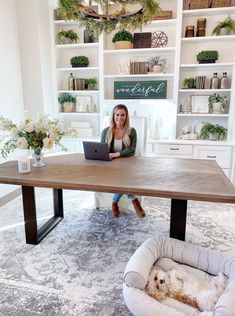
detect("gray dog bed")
[123,237,235,316]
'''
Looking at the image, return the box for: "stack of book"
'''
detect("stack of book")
[130,61,148,74]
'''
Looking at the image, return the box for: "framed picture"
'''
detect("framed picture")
[75,95,92,112]
[191,95,209,113]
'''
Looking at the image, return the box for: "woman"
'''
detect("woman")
[101,104,145,218]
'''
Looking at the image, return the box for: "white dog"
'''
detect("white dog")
[145,266,228,311]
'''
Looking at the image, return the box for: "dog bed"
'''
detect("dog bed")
[123,237,235,316]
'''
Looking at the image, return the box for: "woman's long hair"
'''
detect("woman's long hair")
[106,104,131,148]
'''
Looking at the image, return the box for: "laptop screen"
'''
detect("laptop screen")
[83,141,111,161]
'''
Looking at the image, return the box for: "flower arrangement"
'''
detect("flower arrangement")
[0,113,66,159]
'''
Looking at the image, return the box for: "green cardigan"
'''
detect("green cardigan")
[101,127,137,157]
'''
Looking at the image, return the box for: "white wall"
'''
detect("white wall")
[16,0,55,118]
[0,0,25,197]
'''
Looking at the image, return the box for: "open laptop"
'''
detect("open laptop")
[83,141,111,161]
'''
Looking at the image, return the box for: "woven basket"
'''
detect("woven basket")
[211,0,231,7]
[188,0,210,9]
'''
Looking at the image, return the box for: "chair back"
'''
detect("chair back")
[130,116,147,157]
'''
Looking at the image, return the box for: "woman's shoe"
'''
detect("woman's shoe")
[112,202,120,217]
[132,198,146,218]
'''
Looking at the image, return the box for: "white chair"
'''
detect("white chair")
[94,116,147,211]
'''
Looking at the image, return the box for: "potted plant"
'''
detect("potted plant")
[196,50,219,64]
[70,56,89,68]
[58,94,76,112]
[85,77,97,90]
[146,56,167,73]
[200,123,227,141]
[57,29,79,44]
[183,77,196,89]
[212,17,235,36]
[112,30,134,49]
[208,93,228,114]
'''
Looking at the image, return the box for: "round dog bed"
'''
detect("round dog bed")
[123,237,235,316]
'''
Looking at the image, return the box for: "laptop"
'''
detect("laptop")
[83,141,111,161]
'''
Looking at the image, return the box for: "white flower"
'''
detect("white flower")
[34,122,44,132]
[10,127,19,138]
[17,137,28,149]
[43,137,54,149]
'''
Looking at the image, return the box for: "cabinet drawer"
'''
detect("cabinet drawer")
[157,144,193,155]
[193,146,232,169]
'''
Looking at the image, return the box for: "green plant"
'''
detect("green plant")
[200,123,227,140]
[70,56,89,67]
[58,94,76,104]
[208,93,227,107]
[85,77,97,85]
[212,17,235,36]
[183,77,196,88]
[147,56,167,68]
[112,30,134,43]
[196,50,218,62]
[58,0,160,36]
[57,29,79,43]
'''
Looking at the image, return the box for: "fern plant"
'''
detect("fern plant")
[212,17,235,36]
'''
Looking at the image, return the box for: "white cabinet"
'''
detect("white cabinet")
[52,19,101,139]
[176,3,235,141]
[193,145,232,177]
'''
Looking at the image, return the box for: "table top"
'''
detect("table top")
[0,154,235,203]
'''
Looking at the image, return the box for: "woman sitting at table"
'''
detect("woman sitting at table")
[101,104,146,218]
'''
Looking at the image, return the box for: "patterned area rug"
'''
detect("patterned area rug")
[0,189,235,316]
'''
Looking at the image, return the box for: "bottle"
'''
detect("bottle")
[68,73,74,90]
[210,73,219,89]
[185,25,194,37]
[220,72,230,89]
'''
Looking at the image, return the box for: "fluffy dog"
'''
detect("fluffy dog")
[145,266,228,311]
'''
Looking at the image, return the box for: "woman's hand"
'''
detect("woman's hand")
[109,152,121,159]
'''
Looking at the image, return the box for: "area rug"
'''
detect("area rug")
[0,189,235,316]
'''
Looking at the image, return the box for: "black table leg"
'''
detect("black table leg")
[22,186,63,245]
[170,199,188,241]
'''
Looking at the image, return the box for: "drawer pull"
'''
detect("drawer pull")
[170,147,179,151]
[207,155,216,159]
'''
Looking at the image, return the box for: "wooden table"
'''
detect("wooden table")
[0,154,235,245]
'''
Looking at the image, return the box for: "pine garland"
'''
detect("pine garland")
[58,0,160,35]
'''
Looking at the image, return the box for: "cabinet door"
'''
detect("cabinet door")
[193,145,232,169]
[154,143,193,157]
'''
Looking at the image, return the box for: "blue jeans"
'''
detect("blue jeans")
[113,193,135,203]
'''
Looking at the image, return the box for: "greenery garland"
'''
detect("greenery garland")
[58,0,160,35]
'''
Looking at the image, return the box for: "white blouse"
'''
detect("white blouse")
[113,139,122,152]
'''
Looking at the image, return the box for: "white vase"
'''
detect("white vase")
[152,65,162,73]
[212,102,223,114]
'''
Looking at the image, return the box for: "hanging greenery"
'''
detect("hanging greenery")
[57,0,160,35]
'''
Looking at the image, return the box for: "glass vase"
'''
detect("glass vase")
[32,149,45,168]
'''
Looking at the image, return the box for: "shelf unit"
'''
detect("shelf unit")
[177,3,235,145]
[52,18,101,140]
[50,0,235,179]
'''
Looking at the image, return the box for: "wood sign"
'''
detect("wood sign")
[114,80,167,99]
[133,32,152,49]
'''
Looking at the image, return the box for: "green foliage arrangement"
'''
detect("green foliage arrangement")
[85,78,97,85]
[196,50,218,63]
[57,29,79,43]
[212,17,235,36]
[112,30,134,43]
[147,56,167,68]
[208,93,227,106]
[200,123,227,140]
[58,94,76,104]
[57,0,160,35]
[183,77,196,88]
[70,56,89,67]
